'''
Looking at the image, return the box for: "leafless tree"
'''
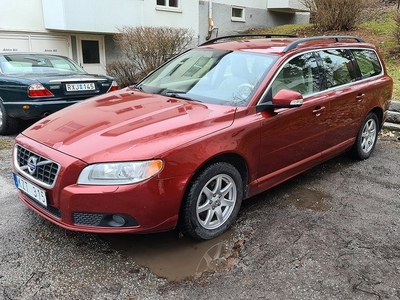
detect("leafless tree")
[300,0,367,31]
[107,26,194,87]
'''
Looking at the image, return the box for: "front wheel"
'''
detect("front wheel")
[351,112,379,160]
[179,162,243,240]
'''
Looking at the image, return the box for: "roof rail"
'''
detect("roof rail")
[199,34,297,46]
[282,36,365,52]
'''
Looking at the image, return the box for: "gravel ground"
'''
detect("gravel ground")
[0,131,400,300]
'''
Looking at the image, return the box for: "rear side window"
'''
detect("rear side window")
[318,49,356,88]
[351,49,382,78]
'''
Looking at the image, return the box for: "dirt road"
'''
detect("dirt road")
[1,133,399,299]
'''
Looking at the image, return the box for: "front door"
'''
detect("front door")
[77,35,106,75]
[255,52,331,192]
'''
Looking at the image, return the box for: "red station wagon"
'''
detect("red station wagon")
[12,35,393,240]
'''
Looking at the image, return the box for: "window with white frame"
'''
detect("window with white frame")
[156,0,180,10]
[231,6,245,22]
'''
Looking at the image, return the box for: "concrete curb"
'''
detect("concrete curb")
[383,122,400,131]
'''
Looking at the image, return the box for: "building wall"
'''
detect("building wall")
[1,0,46,32]
[199,1,310,44]
[142,1,200,37]
[0,0,310,74]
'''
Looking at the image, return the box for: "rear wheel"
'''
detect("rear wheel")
[179,162,243,240]
[0,101,19,135]
[351,112,378,160]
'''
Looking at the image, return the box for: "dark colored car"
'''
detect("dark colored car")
[12,35,393,240]
[0,53,118,134]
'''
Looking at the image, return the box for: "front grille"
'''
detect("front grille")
[15,145,60,187]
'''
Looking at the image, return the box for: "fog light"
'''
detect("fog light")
[108,214,126,227]
[22,105,30,110]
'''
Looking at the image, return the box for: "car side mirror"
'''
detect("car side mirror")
[256,89,303,113]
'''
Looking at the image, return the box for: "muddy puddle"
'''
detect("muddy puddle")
[279,187,332,211]
[101,229,237,282]
[100,188,330,282]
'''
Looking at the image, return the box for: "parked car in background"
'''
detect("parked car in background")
[12,35,393,240]
[0,53,118,134]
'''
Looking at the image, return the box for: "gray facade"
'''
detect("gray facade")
[198,1,309,44]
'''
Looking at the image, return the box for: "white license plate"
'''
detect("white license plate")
[14,174,47,207]
[65,83,96,91]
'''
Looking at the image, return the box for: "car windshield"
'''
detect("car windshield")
[0,54,86,75]
[137,49,277,107]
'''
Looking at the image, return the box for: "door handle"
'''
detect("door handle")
[312,106,325,117]
[356,93,365,102]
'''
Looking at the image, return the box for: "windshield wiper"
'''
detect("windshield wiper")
[164,91,201,102]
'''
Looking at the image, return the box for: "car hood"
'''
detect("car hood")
[22,88,236,162]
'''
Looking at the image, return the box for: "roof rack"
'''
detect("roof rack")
[199,34,297,46]
[282,36,365,52]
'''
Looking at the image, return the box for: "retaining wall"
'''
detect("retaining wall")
[384,101,400,131]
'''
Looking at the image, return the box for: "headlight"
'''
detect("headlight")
[77,160,163,185]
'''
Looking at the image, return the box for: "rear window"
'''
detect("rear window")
[0,54,85,74]
[351,49,382,78]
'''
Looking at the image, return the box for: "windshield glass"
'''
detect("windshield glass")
[138,49,277,107]
[0,54,86,75]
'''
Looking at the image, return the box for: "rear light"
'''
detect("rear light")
[107,81,119,92]
[28,83,54,97]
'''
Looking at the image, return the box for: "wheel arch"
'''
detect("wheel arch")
[179,152,249,210]
[177,152,249,238]
[370,106,383,130]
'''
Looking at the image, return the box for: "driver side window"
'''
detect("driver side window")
[271,53,320,97]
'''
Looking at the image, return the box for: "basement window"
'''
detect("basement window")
[156,0,181,12]
[231,6,245,22]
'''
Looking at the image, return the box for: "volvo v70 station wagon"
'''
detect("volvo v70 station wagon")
[12,35,393,240]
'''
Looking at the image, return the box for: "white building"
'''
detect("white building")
[0,0,309,75]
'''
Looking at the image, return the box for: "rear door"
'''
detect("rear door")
[316,48,367,148]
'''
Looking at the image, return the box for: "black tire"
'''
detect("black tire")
[0,101,19,135]
[351,112,379,160]
[179,162,243,240]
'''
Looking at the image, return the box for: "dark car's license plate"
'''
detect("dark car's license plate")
[65,83,96,91]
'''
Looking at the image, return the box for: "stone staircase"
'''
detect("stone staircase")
[384,101,400,131]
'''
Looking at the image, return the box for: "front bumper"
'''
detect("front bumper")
[13,135,188,234]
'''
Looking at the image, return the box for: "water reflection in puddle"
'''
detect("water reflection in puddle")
[279,187,332,211]
[101,229,237,282]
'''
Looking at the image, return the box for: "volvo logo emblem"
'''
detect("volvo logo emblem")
[27,156,38,175]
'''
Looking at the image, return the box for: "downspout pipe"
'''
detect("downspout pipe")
[206,0,214,40]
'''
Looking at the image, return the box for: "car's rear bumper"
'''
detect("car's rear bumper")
[4,100,82,119]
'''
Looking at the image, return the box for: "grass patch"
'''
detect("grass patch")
[359,11,396,35]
